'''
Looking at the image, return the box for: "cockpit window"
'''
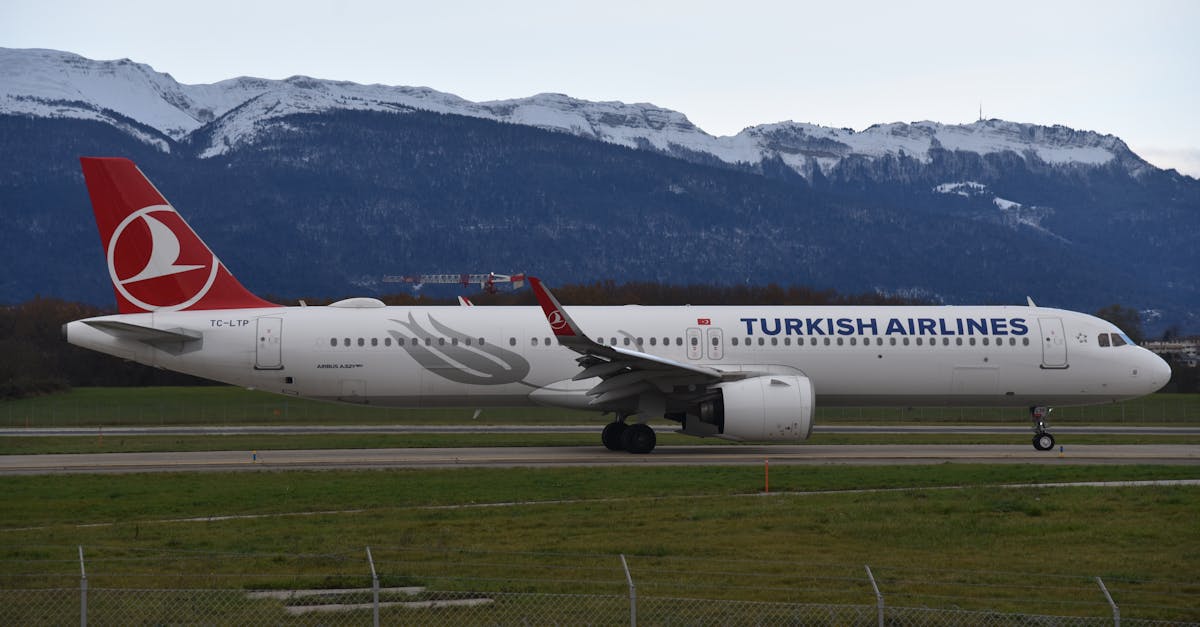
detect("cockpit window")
[1110,332,1128,347]
[1098,333,1110,347]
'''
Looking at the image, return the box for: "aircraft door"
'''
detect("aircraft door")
[255,317,283,370]
[1038,317,1068,369]
[686,328,702,360]
[706,327,724,360]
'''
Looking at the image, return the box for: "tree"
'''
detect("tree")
[1094,304,1145,344]
[1160,324,1182,343]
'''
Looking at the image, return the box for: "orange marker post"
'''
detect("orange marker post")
[764,458,770,493]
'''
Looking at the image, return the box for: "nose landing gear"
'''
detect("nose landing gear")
[1030,406,1055,451]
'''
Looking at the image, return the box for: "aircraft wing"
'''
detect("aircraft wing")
[529,277,722,407]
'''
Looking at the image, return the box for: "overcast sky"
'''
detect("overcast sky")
[4,0,1198,176]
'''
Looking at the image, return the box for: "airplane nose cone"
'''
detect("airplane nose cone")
[1145,350,1172,391]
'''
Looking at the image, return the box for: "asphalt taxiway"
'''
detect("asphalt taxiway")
[1,443,1196,475]
[7,425,1200,436]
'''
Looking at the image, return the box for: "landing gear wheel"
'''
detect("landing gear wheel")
[621,423,657,454]
[601,421,628,451]
[1033,432,1055,451]
[1029,406,1056,451]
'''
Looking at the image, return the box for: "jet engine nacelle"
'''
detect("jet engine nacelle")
[687,375,815,441]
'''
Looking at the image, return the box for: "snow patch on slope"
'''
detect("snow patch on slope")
[933,182,1069,243]
[992,197,1069,243]
[934,181,988,196]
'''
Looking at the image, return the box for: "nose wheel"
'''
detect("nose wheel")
[1030,406,1056,451]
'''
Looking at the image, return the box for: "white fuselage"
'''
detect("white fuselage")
[66,303,1170,411]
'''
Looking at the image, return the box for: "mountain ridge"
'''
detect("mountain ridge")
[0,47,1162,179]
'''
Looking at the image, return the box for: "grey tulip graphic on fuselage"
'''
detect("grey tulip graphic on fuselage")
[389,313,532,385]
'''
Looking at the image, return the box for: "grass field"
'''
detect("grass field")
[3,387,1198,622]
[2,465,1197,620]
[2,387,1198,428]
[3,432,1199,455]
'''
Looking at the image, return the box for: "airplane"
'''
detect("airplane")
[64,157,1172,453]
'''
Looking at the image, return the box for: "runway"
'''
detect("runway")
[1,443,1196,474]
[6,424,1199,436]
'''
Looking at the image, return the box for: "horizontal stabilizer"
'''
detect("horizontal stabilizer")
[84,320,202,354]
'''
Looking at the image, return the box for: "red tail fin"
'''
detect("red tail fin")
[79,157,277,313]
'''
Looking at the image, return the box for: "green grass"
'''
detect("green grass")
[6,464,1196,530]
[1,465,1197,620]
[2,387,1197,428]
[2,432,1198,455]
[0,386,604,427]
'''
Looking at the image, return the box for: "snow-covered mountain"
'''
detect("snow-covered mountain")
[0,48,1154,176]
[4,47,1196,333]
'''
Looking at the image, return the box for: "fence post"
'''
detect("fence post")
[620,554,636,627]
[367,547,379,627]
[78,545,87,627]
[1096,576,1119,627]
[865,565,883,627]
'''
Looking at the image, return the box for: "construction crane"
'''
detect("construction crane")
[382,272,527,294]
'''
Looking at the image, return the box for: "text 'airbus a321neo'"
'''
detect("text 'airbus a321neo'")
[64,157,1172,453]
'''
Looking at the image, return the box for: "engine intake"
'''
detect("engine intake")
[688,375,815,441]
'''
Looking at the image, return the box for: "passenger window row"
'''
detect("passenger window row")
[595,337,684,347]
[327,336,488,348]
[326,334,1033,350]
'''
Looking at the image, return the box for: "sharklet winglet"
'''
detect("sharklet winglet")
[529,277,585,340]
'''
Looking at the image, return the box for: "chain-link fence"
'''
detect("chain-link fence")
[2,547,1196,626]
[4,587,1197,626]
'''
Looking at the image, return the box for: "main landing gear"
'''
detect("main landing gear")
[1030,406,1055,451]
[601,416,656,454]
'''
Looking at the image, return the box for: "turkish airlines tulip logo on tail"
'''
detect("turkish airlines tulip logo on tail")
[107,205,220,312]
